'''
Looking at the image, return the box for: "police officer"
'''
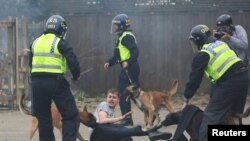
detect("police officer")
[215,14,249,66]
[29,15,80,141]
[104,14,140,126]
[182,25,249,141]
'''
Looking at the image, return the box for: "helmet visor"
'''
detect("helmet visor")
[63,31,67,39]
[189,39,199,53]
[110,20,120,34]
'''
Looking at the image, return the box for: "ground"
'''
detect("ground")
[0,95,250,141]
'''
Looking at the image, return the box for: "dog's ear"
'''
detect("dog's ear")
[83,105,88,112]
[132,86,137,91]
[131,83,140,91]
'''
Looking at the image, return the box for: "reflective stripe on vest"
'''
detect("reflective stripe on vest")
[200,41,240,83]
[31,33,67,74]
[117,31,136,62]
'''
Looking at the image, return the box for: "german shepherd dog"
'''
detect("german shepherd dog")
[19,93,88,141]
[125,80,178,129]
[161,105,250,141]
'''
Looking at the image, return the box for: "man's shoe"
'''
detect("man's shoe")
[146,125,162,132]
[119,118,134,126]
[148,131,172,141]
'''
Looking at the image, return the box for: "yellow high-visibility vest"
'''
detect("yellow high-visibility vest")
[31,33,66,74]
[201,41,240,83]
[117,31,136,62]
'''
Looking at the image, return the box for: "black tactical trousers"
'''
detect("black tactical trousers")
[199,70,249,141]
[118,62,140,116]
[31,75,79,141]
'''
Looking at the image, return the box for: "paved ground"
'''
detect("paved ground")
[0,102,181,141]
[0,97,250,141]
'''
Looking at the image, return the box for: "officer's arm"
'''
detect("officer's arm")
[121,35,139,65]
[58,40,80,80]
[183,52,209,100]
[106,48,119,67]
[29,44,33,70]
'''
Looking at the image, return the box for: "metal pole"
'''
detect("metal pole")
[15,17,19,110]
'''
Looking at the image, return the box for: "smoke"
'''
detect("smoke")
[0,0,47,22]
[0,0,48,57]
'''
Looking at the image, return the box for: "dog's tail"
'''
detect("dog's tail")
[241,106,250,118]
[164,80,178,113]
[166,80,178,96]
[18,92,32,115]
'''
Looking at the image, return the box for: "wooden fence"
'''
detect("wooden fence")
[25,0,250,96]
[54,12,250,96]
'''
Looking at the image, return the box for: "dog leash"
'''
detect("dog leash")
[124,69,133,84]
[120,69,133,98]
[123,69,144,112]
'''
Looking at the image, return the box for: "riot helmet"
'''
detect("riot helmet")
[110,14,131,34]
[45,15,67,39]
[189,25,212,53]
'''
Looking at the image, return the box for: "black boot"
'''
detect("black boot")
[119,118,134,126]
[148,131,172,141]
[144,125,172,141]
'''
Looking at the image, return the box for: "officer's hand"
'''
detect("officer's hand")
[181,102,188,110]
[72,76,81,81]
[104,63,109,71]
[181,96,189,110]
[122,61,128,69]
[76,76,81,80]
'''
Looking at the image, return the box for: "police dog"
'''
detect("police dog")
[19,93,87,141]
[161,105,250,141]
[125,80,178,129]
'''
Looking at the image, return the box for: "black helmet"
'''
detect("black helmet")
[189,25,212,51]
[110,14,131,33]
[216,14,232,26]
[45,15,67,38]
